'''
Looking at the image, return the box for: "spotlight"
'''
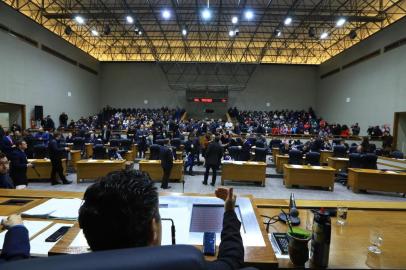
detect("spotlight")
[244,10,254,20]
[349,30,357,39]
[64,26,72,35]
[91,29,99,36]
[284,17,292,25]
[320,32,328,39]
[74,15,85,24]
[231,16,238,24]
[181,28,187,36]
[126,15,134,24]
[103,25,111,35]
[336,18,346,27]
[229,30,235,37]
[162,9,171,19]
[138,30,143,36]
[308,27,315,38]
[202,8,211,20]
[273,29,281,37]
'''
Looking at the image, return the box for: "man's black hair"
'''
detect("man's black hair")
[79,169,159,251]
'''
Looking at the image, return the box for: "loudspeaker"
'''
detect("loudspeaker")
[34,105,43,121]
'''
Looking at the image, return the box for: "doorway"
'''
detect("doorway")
[393,112,406,153]
[0,102,26,130]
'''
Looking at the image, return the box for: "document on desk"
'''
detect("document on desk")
[0,220,53,249]
[70,229,89,248]
[22,198,83,220]
[312,166,323,169]
[290,165,302,168]
[87,159,98,162]
[159,207,190,246]
[30,223,73,257]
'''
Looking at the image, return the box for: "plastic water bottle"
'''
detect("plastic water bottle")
[310,208,331,268]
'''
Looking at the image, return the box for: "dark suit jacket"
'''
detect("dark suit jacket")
[0,225,30,262]
[0,174,14,189]
[48,139,65,160]
[205,141,223,167]
[160,146,173,169]
[9,149,28,186]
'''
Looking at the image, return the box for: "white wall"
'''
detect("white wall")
[229,64,317,111]
[100,63,318,112]
[100,62,184,108]
[0,2,100,127]
[317,17,406,134]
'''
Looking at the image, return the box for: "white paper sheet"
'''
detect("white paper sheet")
[290,164,303,168]
[70,229,89,248]
[22,198,83,220]
[87,159,98,163]
[312,166,323,169]
[159,208,191,246]
[0,220,53,249]
[29,223,73,257]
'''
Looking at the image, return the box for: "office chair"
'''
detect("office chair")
[390,151,404,159]
[369,144,377,153]
[305,152,320,166]
[156,139,166,146]
[332,139,342,146]
[72,137,85,151]
[374,148,383,156]
[33,145,48,159]
[93,145,106,160]
[336,153,362,185]
[171,138,182,150]
[149,144,161,160]
[269,139,282,149]
[120,139,132,151]
[361,153,378,169]
[255,141,265,148]
[228,146,241,161]
[288,150,303,165]
[333,145,347,158]
[2,245,258,270]
[253,147,267,162]
[109,139,121,148]
[349,145,358,154]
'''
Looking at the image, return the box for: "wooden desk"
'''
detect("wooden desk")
[328,157,349,172]
[256,204,406,269]
[145,150,183,160]
[221,161,267,186]
[123,150,134,161]
[320,150,334,164]
[272,147,280,163]
[132,144,138,159]
[85,143,93,158]
[283,165,336,191]
[76,160,126,182]
[27,159,67,180]
[70,150,81,170]
[378,156,406,170]
[275,155,289,174]
[138,160,184,182]
[348,168,406,193]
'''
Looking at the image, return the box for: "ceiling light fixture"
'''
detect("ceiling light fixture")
[126,15,134,24]
[74,15,85,24]
[336,18,346,27]
[202,8,211,20]
[182,28,187,36]
[162,9,171,19]
[231,16,238,24]
[91,29,99,36]
[320,32,328,39]
[229,30,235,37]
[244,10,254,20]
[284,17,292,25]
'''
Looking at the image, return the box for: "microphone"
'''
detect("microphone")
[161,218,176,245]
[278,193,300,226]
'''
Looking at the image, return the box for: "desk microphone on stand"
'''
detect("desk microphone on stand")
[278,193,300,226]
[162,218,176,245]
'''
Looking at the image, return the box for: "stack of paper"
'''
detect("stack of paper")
[22,198,83,220]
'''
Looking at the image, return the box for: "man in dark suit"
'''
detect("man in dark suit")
[10,140,33,189]
[78,170,244,270]
[48,133,71,185]
[203,135,223,186]
[159,139,173,189]
[100,125,111,144]
[0,153,14,189]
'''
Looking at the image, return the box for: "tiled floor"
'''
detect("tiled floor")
[27,162,406,202]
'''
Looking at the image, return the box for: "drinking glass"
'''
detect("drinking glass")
[337,206,348,225]
[368,228,383,254]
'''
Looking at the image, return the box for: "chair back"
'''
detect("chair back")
[171,138,181,150]
[305,152,320,166]
[348,153,362,168]
[33,145,48,159]
[254,148,267,162]
[73,137,85,151]
[120,139,132,151]
[288,150,303,165]
[390,151,404,159]
[149,145,161,160]
[228,146,241,161]
[110,139,121,148]
[361,153,378,169]
[93,145,106,159]
[333,145,347,158]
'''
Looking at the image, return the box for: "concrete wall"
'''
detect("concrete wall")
[317,17,406,134]
[0,2,100,127]
[100,62,318,112]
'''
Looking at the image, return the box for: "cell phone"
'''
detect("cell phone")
[203,232,216,256]
[45,226,71,242]
[0,199,32,206]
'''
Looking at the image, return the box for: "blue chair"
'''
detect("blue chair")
[361,153,378,169]
[149,144,161,160]
[333,145,347,158]
[93,145,106,159]
[253,148,267,162]
[33,145,48,159]
[305,152,320,166]
[288,150,303,165]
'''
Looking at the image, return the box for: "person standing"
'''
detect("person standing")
[10,140,33,189]
[48,132,71,185]
[59,112,68,128]
[203,135,223,186]
[0,131,15,159]
[159,139,173,189]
